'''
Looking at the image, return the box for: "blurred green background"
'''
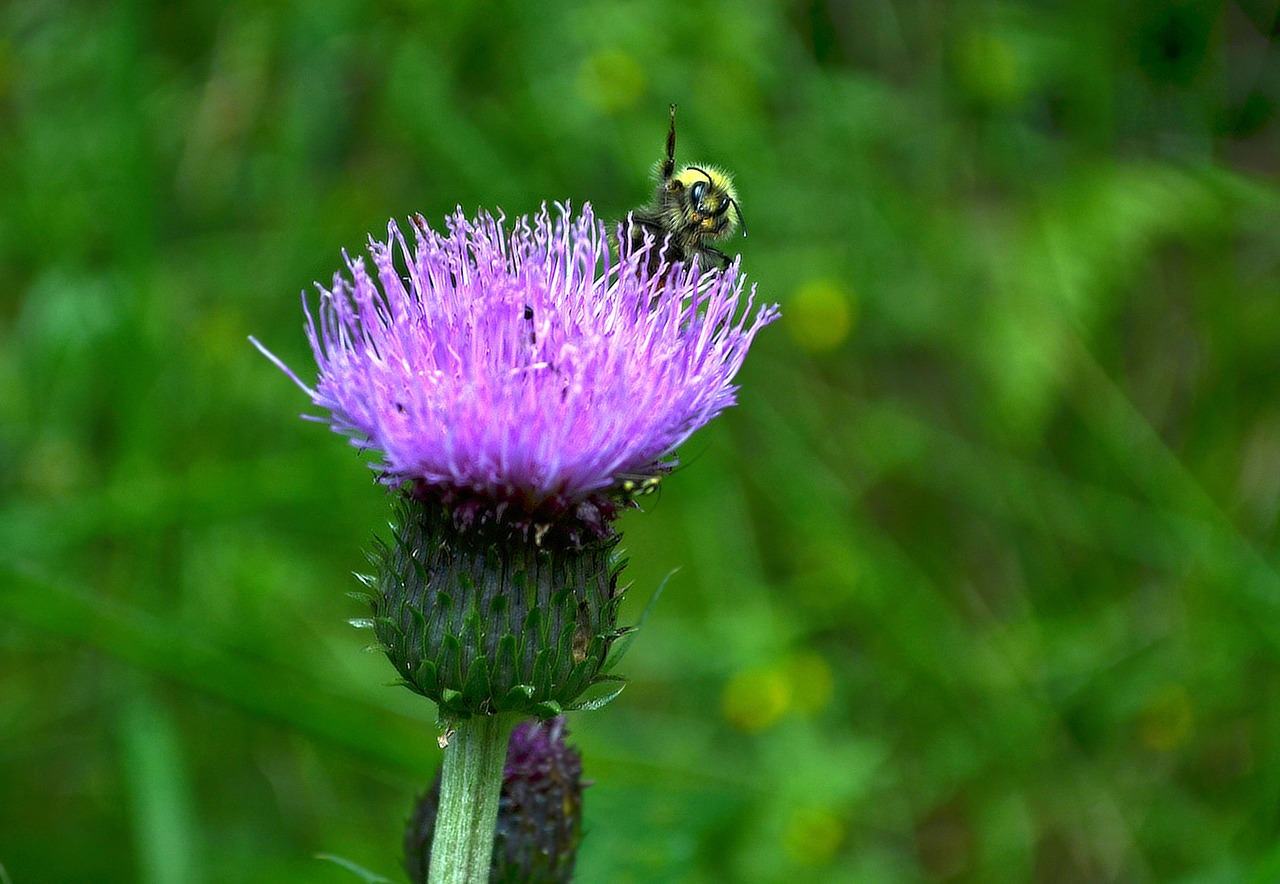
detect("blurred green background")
[3,0,1280,881]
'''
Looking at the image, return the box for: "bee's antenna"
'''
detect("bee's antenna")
[686,165,714,184]
[728,197,747,238]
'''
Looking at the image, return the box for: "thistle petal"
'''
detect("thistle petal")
[258,202,779,530]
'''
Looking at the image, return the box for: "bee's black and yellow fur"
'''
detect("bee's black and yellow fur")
[626,104,746,272]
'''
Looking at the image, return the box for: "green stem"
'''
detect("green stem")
[428,714,518,884]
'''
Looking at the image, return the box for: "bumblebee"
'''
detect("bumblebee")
[626,104,746,272]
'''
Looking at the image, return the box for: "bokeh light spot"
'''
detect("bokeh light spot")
[722,666,792,733]
[787,278,856,353]
[782,806,845,866]
[576,49,646,114]
[954,30,1025,108]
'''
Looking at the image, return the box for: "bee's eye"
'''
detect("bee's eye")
[690,180,705,203]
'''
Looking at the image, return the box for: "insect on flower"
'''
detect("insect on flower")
[625,104,747,274]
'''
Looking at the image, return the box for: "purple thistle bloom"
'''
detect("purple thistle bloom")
[255,202,778,532]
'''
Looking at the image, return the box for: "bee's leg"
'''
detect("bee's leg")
[661,104,677,182]
[706,246,732,270]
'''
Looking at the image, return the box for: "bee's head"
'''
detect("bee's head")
[671,165,746,241]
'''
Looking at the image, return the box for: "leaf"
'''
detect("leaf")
[601,568,675,674]
[567,678,627,712]
[314,853,396,883]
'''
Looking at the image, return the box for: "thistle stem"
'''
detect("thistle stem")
[428,714,518,884]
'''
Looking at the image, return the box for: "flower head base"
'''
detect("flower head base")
[364,496,627,719]
[256,203,778,540]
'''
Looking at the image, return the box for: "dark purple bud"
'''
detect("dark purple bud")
[405,717,586,884]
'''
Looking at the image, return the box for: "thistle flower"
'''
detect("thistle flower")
[257,203,776,536]
[255,203,778,719]
[405,716,585,884]
[258,203,776,883]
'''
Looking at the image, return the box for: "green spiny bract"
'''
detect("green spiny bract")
[357,497,629,720]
